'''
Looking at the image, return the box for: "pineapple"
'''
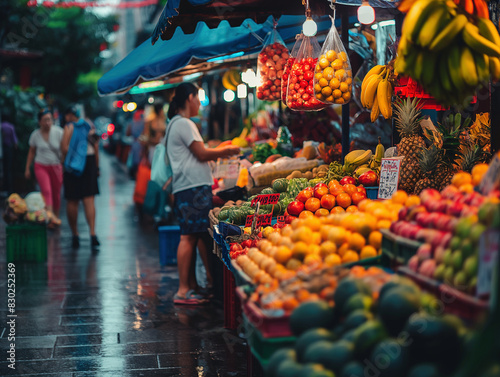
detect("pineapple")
[394,97,426,194]
[460,143,485,173]
[414,145,443,194]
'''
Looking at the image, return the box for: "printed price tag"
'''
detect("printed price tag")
[477,230,499,297]
[251,194,280,206]
[245,214,272,227]
[479,153,500,195]
[378,157,403,200]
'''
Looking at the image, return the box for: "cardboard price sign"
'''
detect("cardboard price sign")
[245,214,272,227]
[378,157,403,200]
[251,194,280,206]
[477,229,499,297]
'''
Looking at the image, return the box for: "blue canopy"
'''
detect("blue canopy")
[98,15,358,96]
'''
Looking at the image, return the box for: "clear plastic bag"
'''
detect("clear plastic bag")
[256,27,289,102]
[313,18,353,105]
[281,35,302,105]
[286,34,327,111]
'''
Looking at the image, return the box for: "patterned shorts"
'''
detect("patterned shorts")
[173,185,213,235]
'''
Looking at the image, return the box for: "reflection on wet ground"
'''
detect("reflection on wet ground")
[0,152,247,376]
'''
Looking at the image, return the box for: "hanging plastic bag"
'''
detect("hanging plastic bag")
[286,34,327,111]
[256,25,289,102]
[281,34,302,105]
[313,17,353,105]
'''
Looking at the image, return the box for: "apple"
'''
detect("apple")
[441,185,460,199]
[446,201,465,217]
[434,246,446,264]
[420,188,442,206]
[415,212,428,227]
[417,243,433,262]
[408,255,420,272]
[407,205,427,221]
[419,259,437,278]
[408,224,422,240]
[426,200,448,213]
[431,231,449,249]
[398,206,409,222]
[435,214,453,232]
[438,232,452,248]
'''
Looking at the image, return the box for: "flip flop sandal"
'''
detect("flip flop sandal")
[174,290,209,305]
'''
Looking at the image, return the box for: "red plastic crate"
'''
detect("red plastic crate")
[223,266,241,330]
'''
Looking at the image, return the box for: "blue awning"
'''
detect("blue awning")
[98,15,358,96]
[152,0,397,42]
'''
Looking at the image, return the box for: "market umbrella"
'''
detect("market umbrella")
[98,15,347,96]
[152,0,397,42]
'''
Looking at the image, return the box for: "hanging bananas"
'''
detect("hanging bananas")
[361,64,393,121]
[395,0,500,108]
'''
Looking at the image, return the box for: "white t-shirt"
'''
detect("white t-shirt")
[165,115,213,194]
[28,126,63,165]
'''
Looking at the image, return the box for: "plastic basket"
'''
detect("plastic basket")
[242,313,296,367]
[6,223,47,263]
[380,229,421,267]
[158,226,180,265]
[365,187,379,199]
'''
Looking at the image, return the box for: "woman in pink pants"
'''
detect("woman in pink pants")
[25,109,64,226]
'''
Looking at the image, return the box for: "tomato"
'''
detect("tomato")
[241,240,252,249]
[296,189,313,203]
[230,243,243,252]
[351,191,367,205]
[287,200,305,216]
[304,186,314,193]
[304,71,314,81]
[340,176,356,185]
[314,185,329,199]
[320,194,336,210]
[305,197,321,212]
[285,215,297,224]
[357,185,367,196]
[314,182,328,190]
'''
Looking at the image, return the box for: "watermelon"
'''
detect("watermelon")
[272,178,289,193]
[260,187,275,195]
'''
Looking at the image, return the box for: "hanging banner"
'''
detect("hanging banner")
[27,0,158,8]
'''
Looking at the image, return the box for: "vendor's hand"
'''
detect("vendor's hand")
[224,145,240,156]
[25,170,31,180]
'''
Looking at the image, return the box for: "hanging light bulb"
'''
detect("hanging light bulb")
[198,88,206,103]
[358,1,375,25]
[303,17,317,37]
[237,84,247,99]
[223,90,235,102]
[242,68,255,85]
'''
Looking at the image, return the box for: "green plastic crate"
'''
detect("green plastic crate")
[6,223,47,263]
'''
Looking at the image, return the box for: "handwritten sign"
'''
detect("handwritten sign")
[245,214,272,227]
[477,229,499,297]
[378,157,403,200]
[277,216,285,224]
[251,194,280,206]
[214,158,240,179]
[479,153,500,195]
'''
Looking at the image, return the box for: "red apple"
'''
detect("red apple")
[419,259,437,278]
[398,206,409,221]
[420,189,442,205]
[408,255,420,272]
[417,243,433,261]
[441,185,460,199]
[446,201,465,217]
[407,205,428,221]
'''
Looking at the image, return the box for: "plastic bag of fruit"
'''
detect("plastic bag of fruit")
[313,17,353,105]
[256,24,289,102]
[281,34,302,105]
[286,33,327,111]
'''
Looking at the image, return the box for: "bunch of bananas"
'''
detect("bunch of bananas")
[395,0,500,107]
[354,139,385,177]
[222,70,242,91]
[343,149,373,174]
[361,65,394,121]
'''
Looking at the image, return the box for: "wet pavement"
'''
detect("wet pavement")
[0,151,247,376]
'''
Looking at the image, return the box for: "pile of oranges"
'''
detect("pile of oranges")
[314,50,353,104]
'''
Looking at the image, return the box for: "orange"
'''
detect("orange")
[333,89,342,98]
[323,67,335,81]
[342,92,351,102]
[302,216,322,231]
[321,86,332,97]
[283,296,300,312]
[339,82,349,93]
[274,246,292,264]
[320,194,336,210]
[332,59,343,70]
[368,231,383,249]
[319,58,330,69]
[311,231,322,245]
[314,84,322,93]
[328,226,348,245]
[459,183,474,193]
[377,219,391,229]
[326,50,337,62]
[324,253,342,267]
[309,244,321,255]
[314,72,323,81]
[319,78,329,87]
[320,225,333,241]
[391,190,409,204]
[320,240,337,257]
[328,180,340,189]
[296,288,311,302]
[268,231,282,245]
[451,171,472,188]
[330,186,346,196]
[342,250,360,264]
[472,163,489,177]
[304,253,322,266]
[291,226,312,243]
[404,195,421,207]
[348,232,366,251]
[279,236,294,249]
[335,69,346,80]
[346,77,353,84]
[281,226,293,237]
[338,51,348,62]
[346,205,358,213]
[337,243,350,257]
[330,206,345,214]
[357,199,371,212]
[335,97,345,105]
[360,245,378,260]
[329,78,341,89]
[286,258,302,270]
[299,210,314,219]
[315,208,330,217]
[305,197,321,212]
[373,207,392,221]
[336,193,352,209]
[343,184,358,196]
[291,241,309,261]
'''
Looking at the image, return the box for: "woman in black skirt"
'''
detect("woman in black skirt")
[60,105,100,248]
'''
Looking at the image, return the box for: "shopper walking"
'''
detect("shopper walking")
[60,105,100,248]
[1,113,19,195]
[143,103,166,163]
[25,109,63,226]
[166,83,240,305]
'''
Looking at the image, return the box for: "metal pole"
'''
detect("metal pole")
[341,7,350,162]
[491,81,500,154]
